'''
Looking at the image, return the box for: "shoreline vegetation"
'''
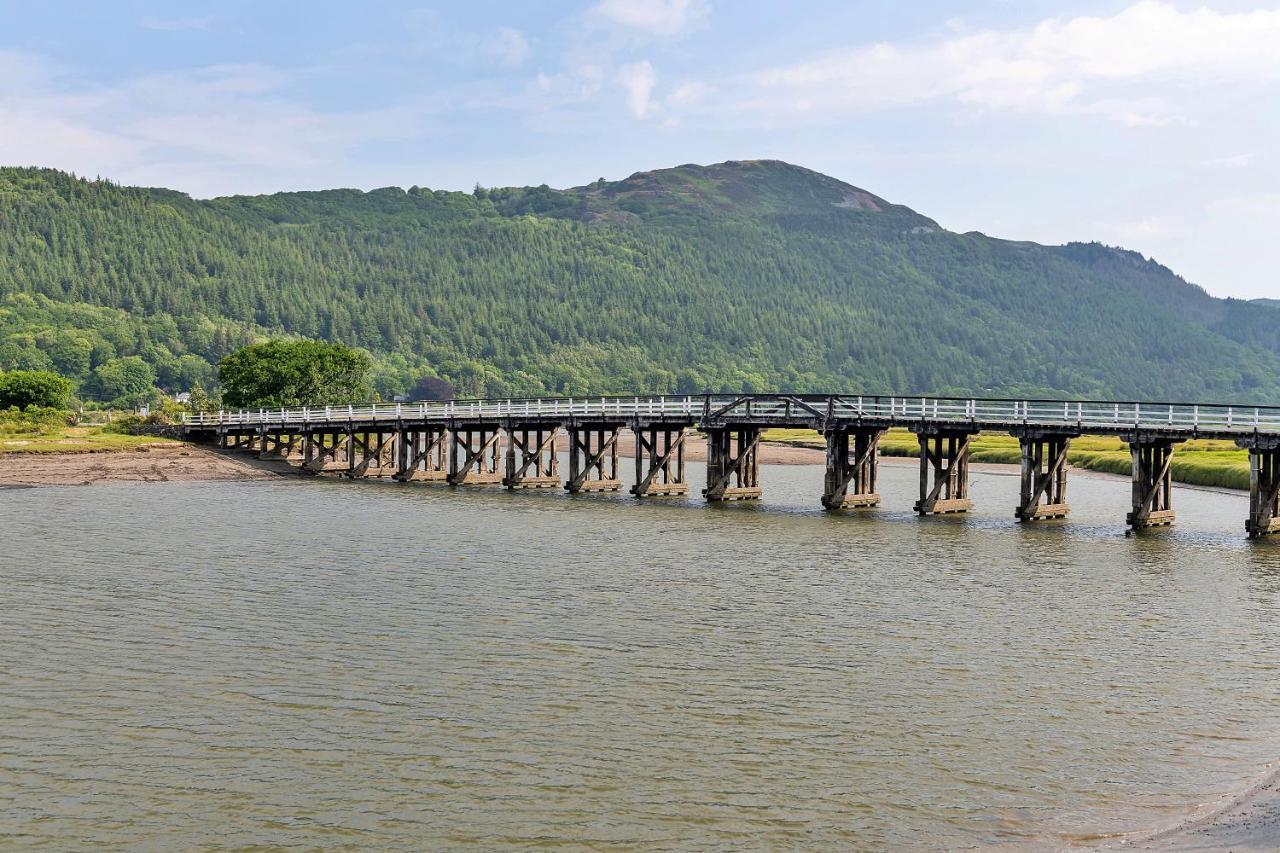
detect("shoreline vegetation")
[0,422,1255,492]
[1,410,179,455]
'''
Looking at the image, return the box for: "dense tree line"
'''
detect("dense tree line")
[1,161,1278,404]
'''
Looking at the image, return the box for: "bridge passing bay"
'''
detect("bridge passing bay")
[182,394,1280,539]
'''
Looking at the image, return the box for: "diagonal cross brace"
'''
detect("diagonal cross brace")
[402,430,445,473]
[1026,442,1068,509]
[1136,446,1174,519]
[568,430,619,488]
[706,430,761,494]
[351,431,396,477]
[635,430,686,492]
[923,438,969,504]
[510,430,558,480]
[829,432,878,497]
[457,431,501,475]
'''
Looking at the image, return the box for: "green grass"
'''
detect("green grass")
[0,422,177,454]
[763,429,1252,491]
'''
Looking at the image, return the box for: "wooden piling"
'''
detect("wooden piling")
[395,426,449,482]
[565,424,623,493]
[1125,437,1180,530]
[913,429,975,515]
[349,430,398,478]
[821,427,882,509]
[1014,433,1072,521]
[703,426,762,501]
[1246,446,1280,539]
[631,426,689,497]
[447,426,503,485]
[504,425,561,489]
[301,430,351,474]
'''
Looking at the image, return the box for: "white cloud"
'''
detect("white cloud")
[617,60,656,118]
[533,61,606,104]
[140,15,213,32]
[486,27,531,67]
[0,58,418,196]
[1202,153,1254,169]
[751,1,1280,123]
[591,0,709,37]
[667,81,713,107]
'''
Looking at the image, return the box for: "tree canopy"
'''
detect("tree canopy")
[218,340,373,408]
[0,369,74,409]
[85,356,158,407]
[2,161,1280,404]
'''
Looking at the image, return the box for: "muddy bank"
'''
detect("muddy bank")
[0,445,297,488]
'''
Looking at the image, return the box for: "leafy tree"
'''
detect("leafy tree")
[188,380,215,412]
[409,375,454,401]
[0,369,74,409]
[87,356,157,405]
[218,340,373,408]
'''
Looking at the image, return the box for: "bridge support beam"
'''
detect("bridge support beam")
[448,425,503,486]
[821,427,882,509]
[913,428,976,515]
[221,431,253,451]
[631,424,689,497]
[504,425,561,489]
[1239,440,1280,539]
[704,426,762,501]
[258,431,300,461]
[395,426,449,482]
[349,429,398,478]
[566,424,623,493]
[302,431,351,474]
[1125,436,1182,530]
[1013,432,1073,521]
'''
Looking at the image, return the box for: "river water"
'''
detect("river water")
[3,459,1280,850]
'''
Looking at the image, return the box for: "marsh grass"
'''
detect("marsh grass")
[0,409,176,454]
[762,429,1252,491]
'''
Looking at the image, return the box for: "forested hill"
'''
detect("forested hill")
[2,159,1278,403]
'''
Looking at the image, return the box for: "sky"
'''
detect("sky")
[1,1,1278,300]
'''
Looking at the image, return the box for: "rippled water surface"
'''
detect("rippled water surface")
[4,459,1280,849]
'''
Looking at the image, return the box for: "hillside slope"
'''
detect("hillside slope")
[0,159,1276,402]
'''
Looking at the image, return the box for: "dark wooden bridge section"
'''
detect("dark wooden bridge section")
[184,394,1280,539]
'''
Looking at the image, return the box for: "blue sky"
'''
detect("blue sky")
[1,1,1278,299]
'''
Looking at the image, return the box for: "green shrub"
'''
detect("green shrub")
[0,405,73,436]
[0,370,74,409]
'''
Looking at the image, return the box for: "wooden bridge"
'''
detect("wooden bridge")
[181,394,1280,539]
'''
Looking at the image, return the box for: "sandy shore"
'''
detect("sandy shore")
[0,444,295,488]
[1115,762,1280,850]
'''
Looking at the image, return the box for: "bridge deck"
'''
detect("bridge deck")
[183,394,1280,443]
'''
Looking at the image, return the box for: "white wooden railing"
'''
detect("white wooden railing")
[180,394,1280,434]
